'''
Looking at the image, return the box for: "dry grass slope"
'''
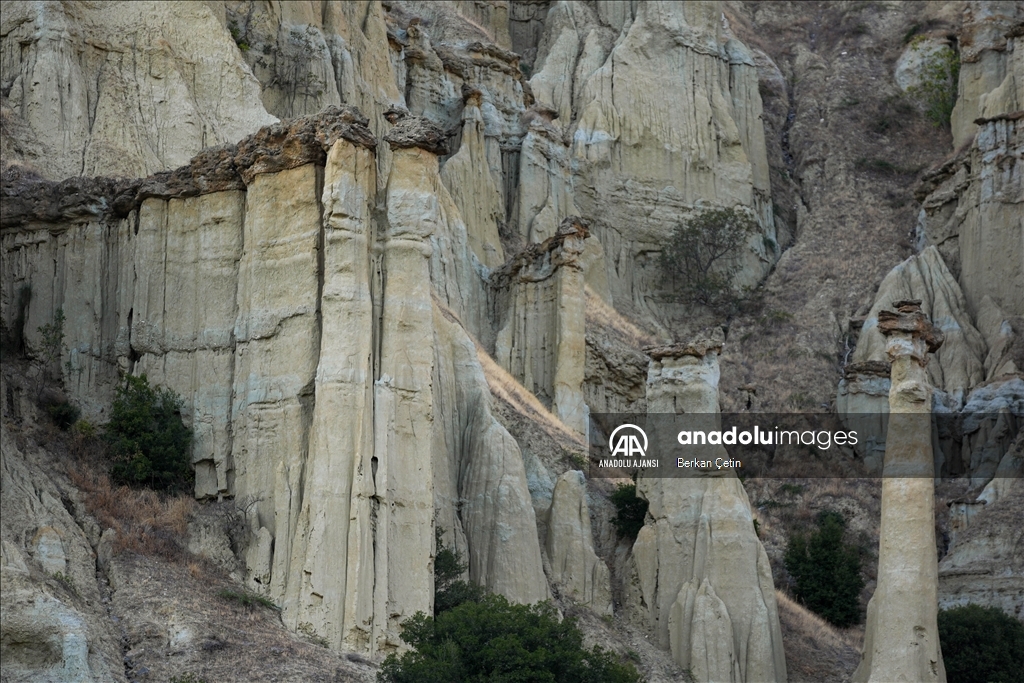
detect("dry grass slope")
[775,590,862,682]
[67,467,195,559]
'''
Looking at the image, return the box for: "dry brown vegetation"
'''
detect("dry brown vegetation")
[67,466,196,560]
[476,339,586,450]
[585,287,658,349]
[775,590,862,682]
[711,1,958,414]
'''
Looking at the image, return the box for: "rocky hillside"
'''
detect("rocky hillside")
[2,2,1021,682]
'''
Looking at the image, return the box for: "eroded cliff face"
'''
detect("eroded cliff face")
[1,108,559,657]
[1,375,123,682]
[530,1,778,318]
[4,0,1022,680]
[913,2,1022,330]
[850,0,1021,536]
[0,1,277,180]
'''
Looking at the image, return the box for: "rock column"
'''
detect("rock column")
[370,117,449,650]
[491,216,589,433]
[632,340,786,683]
[854,300,946,683]
[546,470,612,615]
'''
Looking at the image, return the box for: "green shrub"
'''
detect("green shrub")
[105,374,193,492]
[434,528,485,615]
[217,588,279,611]
[377,595,642,683]
[35,308,67,392]
[610,483,648,539]
[37,308,65,367]
[659,207,757,311]
[907,41,960,127]
[784,510,864,627]
[48,401,80,430]
[938,604,1024,683]
[73,419,98,439]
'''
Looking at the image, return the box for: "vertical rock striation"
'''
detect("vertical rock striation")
[949,1,1023,148]
[1,106,557,655]
[546,470,612,614]
[631,340,786,683]
[854,300,946,683]
[917,4,1022,319]
[490,216,589,433]
[565,1,777,314]
[0,1,276,180]
[851,246,986,405]
[276,134,379,652]
[432,304,549,606]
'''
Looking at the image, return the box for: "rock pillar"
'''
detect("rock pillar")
[546,470,612,615]
[369,117,449,650]
[854,299,946,683]
[632,340,786,683]
[491,216,589,433]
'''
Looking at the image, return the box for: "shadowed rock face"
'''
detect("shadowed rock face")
[632,341,787,682]
[855,301,946,683]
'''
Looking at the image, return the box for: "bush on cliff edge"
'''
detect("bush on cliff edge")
[106,374,192,493]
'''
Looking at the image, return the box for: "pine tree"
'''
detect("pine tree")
[784,510,864,627]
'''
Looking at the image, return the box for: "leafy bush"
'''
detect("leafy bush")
[434,528,485,615]
[106,374,193,492]
[73,419,97,439]
[48,401,81,430]
[217,588,279,611]
[659,207,757,310]
[784,510,864,627]
[907,40,960,127]
[938,604,1024,683]
[377,594,642,683]
[610,483,648,539]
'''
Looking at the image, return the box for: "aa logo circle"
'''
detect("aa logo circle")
[609,424,648,458]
